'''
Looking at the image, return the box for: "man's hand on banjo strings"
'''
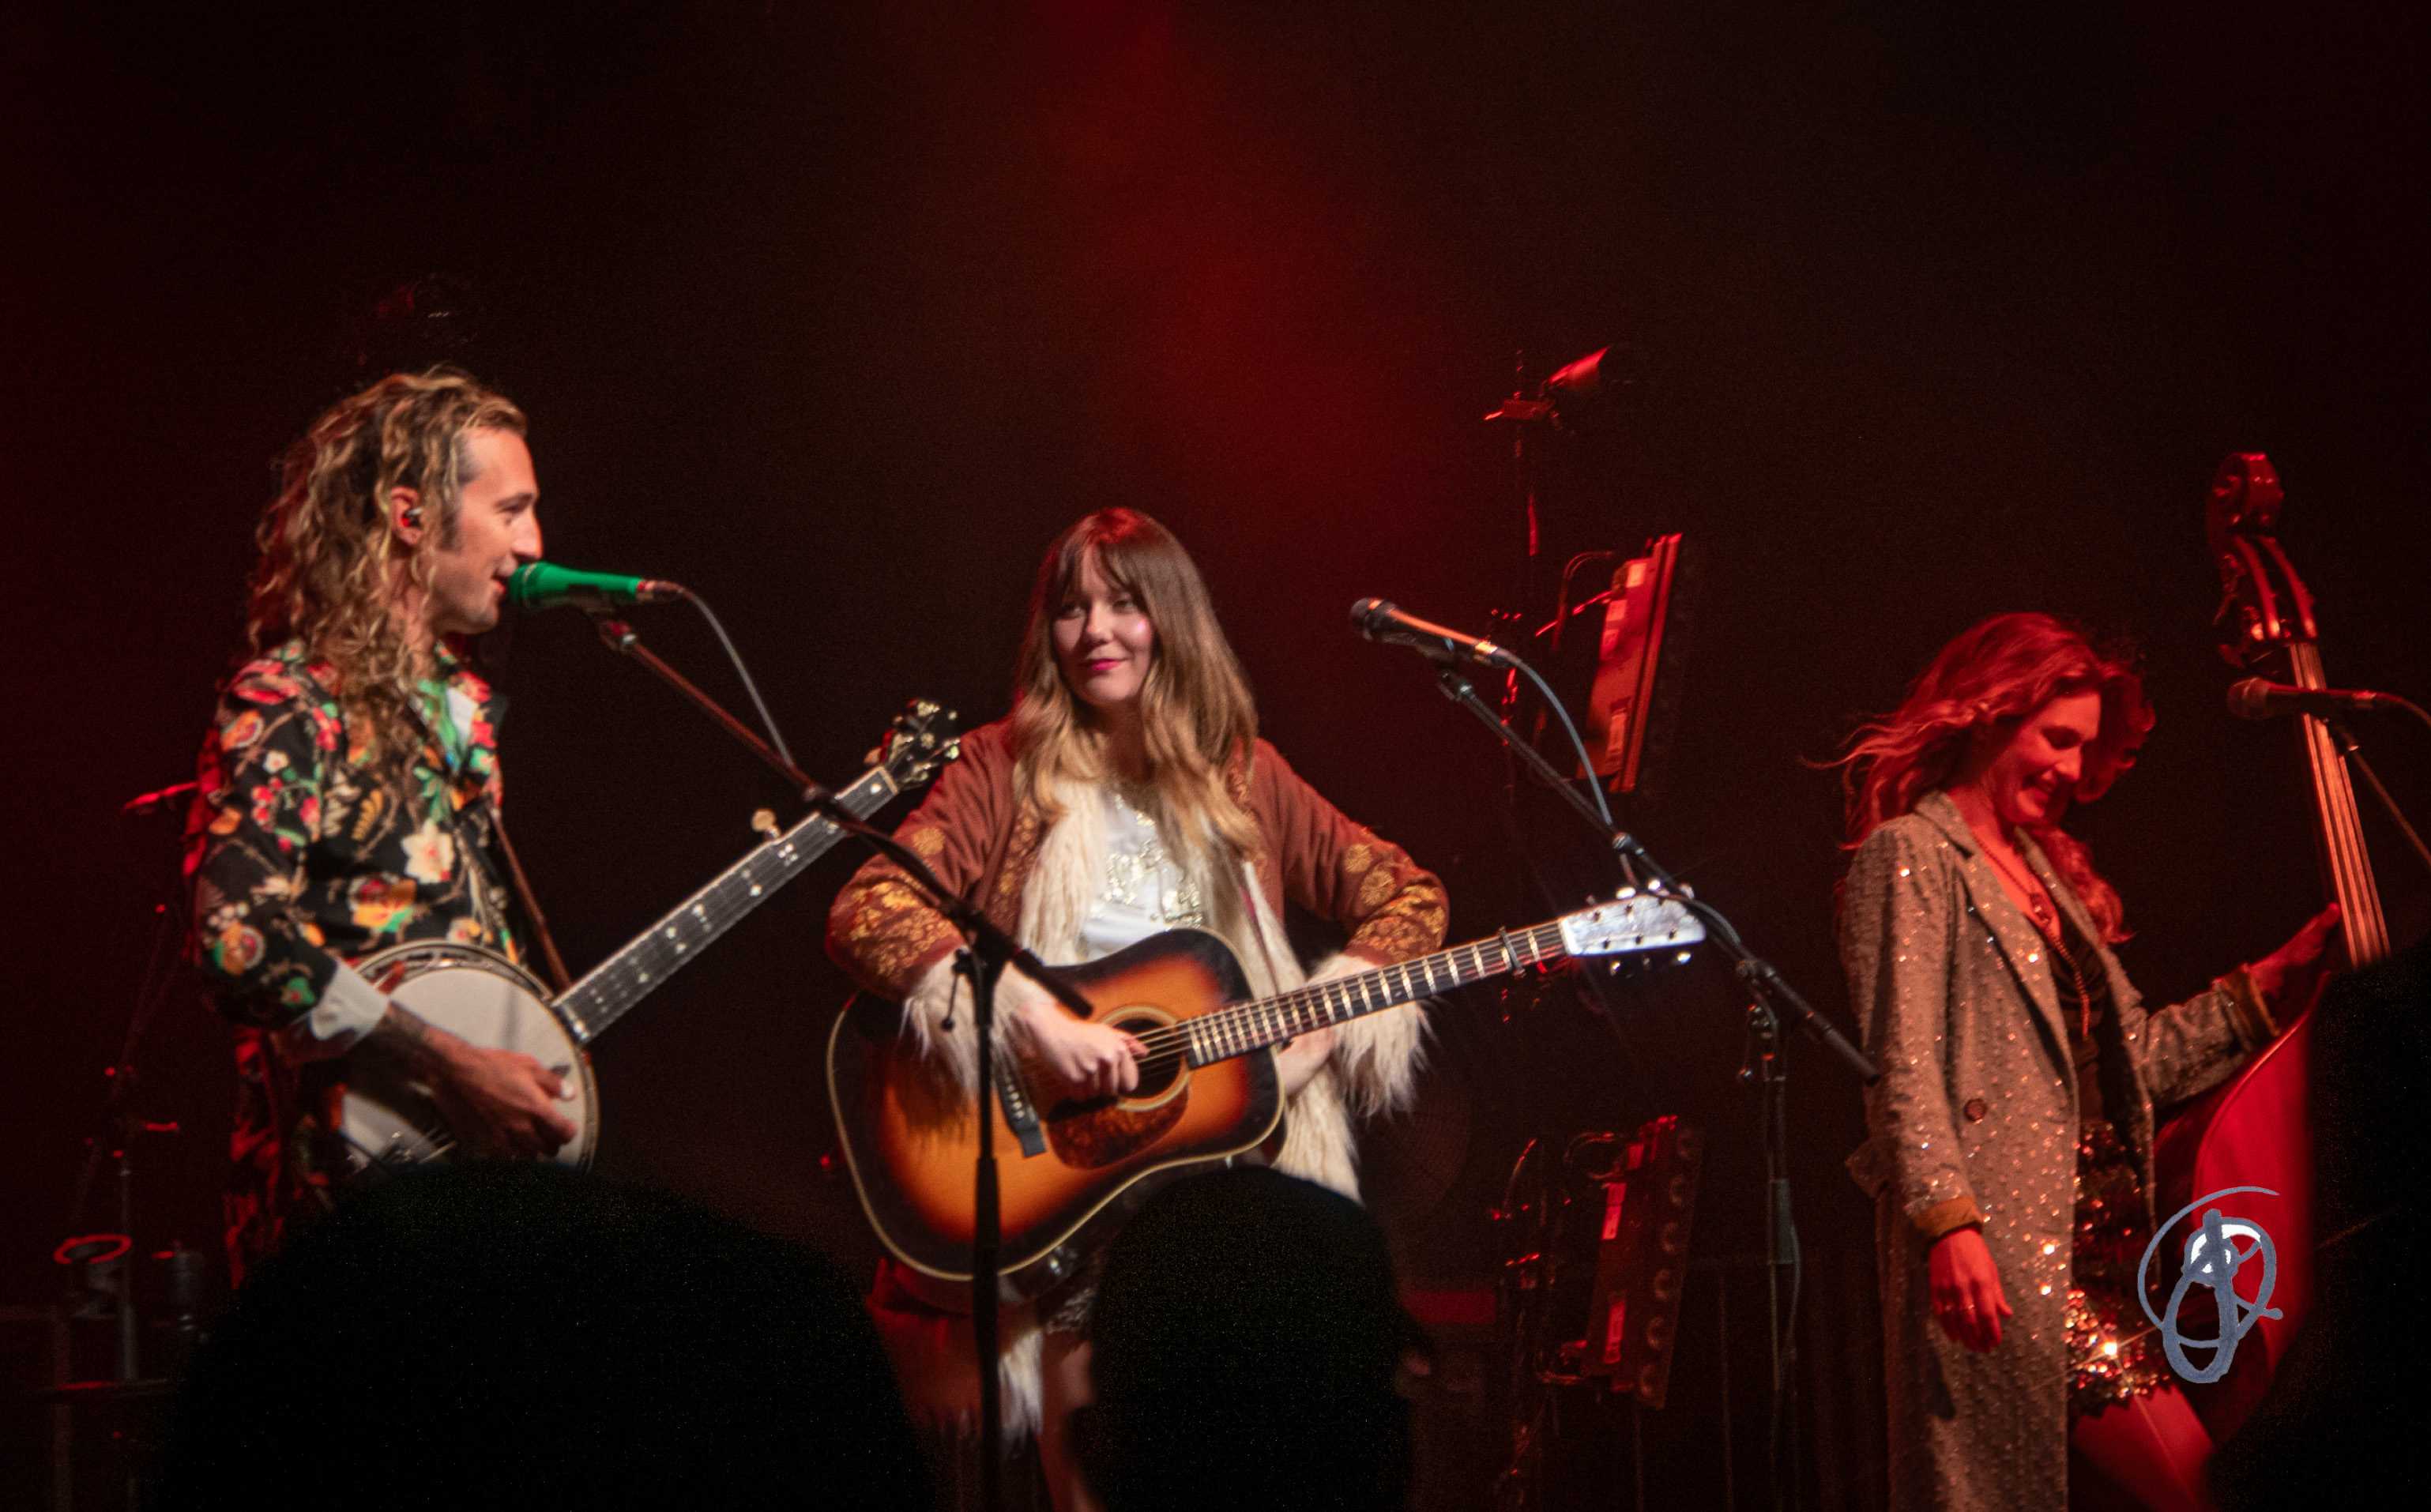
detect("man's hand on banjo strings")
[377,1002,578,1157]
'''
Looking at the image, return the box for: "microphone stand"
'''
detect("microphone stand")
[591,616,814,798]
[1429,662,1875,1512]
[589,613,1085,1512]
[809,824,1083,1512]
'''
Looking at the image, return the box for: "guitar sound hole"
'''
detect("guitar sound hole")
[1107,1012,1180,1102]
[1041,1006,1195,1168]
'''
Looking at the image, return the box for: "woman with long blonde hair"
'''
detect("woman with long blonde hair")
[1836,611,2337,1511]
[829,508,1446,1509]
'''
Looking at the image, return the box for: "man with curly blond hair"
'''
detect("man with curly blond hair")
[187,368,576,1283]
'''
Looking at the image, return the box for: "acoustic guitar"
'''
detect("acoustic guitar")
[828,893,1704,1302]
[336,700,960,1179]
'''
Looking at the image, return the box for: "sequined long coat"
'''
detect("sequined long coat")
[1840,792,2272,1512]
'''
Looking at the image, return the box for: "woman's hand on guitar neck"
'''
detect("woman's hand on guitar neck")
[374,1002,580,1157]
[1273,1027,1337,1097]
[2246,902,2343,1019]
[1005,975,1145,1100]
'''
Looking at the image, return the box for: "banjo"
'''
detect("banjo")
[337,699,960,1179]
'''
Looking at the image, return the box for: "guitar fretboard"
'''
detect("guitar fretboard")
[553,765,897,1044]
[1181,920,1571,1067]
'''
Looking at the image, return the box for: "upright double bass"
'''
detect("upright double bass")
[2148,452,2389,1442]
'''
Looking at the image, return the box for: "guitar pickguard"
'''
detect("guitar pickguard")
[1044,1088,1191,1169]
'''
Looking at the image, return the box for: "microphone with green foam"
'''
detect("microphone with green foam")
[506,561,687,612]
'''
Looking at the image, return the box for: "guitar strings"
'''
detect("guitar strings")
[1074,924,1570,1066]
[1128,928,1561,1055]
[1008,932,1568,1096]
[1003,912,1669,1110]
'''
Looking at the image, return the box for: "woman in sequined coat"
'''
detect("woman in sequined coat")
[828,508,1447,1510]
[1835,613,2338,1512]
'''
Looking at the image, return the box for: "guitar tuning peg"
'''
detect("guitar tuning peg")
[750,809,781,841]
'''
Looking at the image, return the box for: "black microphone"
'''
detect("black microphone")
[1351,599,1517,669]
[2227,678,2390,720]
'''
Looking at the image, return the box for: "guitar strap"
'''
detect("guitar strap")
[491,814,574,995]
[1232,866,1301,1001]
[410,659,575,995]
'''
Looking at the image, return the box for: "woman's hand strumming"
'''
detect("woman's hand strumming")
[1014,995,1146,1100]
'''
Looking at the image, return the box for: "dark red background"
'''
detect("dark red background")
[2,0,2423,1496]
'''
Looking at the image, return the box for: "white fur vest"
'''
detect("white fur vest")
[887,778,1428,1439]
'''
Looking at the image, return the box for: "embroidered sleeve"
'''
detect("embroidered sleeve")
[1254,743,1447,965]
[826,725,1012,1001]
[186,666,347,1029]
[2128,972,2275,1107]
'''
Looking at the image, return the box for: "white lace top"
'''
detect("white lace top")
[1077,782,1207,961]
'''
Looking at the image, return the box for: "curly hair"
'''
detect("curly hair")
[245,368,526,772]
[1836,611,2154,940]
[1010,510,1262,866]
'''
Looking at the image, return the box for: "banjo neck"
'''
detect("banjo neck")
[340,701,958,1182]
[540,690,967,1055]
[550,763,903,1045]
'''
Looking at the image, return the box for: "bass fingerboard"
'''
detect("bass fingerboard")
[1181,920,1571,1067]
[2287,641,2389,965]
[553,765,898,1044]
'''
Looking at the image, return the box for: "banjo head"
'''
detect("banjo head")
[341,942,599,1177]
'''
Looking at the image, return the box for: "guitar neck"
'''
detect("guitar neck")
[1184,921,1571,1067]
[2287,641,2390,966]
[553,766,898,1044]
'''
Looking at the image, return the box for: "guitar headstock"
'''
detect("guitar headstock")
[2207,452,2318,666]
[867,700,962,791]
[1560,893,1705,958]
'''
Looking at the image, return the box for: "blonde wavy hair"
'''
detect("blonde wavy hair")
[1010,510,1261,865]
[1835,611,2154,941]
[245,368,527,771]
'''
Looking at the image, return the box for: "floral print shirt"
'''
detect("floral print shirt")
[187,638,525,1282]
[186,639,522,1034]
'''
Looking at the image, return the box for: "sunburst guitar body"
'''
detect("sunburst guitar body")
[829,895,1706,1302]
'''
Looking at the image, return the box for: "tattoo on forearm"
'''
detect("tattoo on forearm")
[376,1002,441,1059]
